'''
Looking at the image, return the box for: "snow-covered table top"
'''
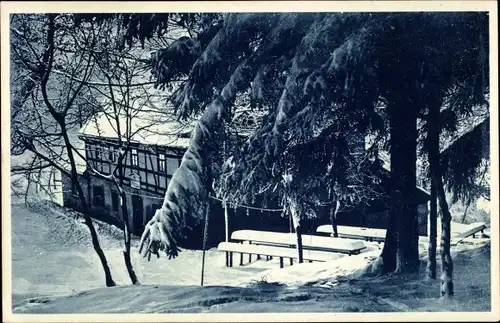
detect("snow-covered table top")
[316,225,387,241]
[317,222,488,244]
[218,242,345,262]
[231,230,366,252]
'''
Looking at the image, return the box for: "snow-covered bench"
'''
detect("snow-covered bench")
[451,222,488,246]
[316,225,386,243]
[315,222,487,246]
[218,242,343,268]
[231,230,366,254]
[225,230,366,267]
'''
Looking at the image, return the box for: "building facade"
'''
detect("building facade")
[61,109,194,237]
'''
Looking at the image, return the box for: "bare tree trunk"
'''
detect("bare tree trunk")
[435,174,454,298]
[427,181,437,279]
[62,131,116,287]
[120,190,139,284]
[16,14,116,287]
[380,205,398,273]
[118,164,139,285]
[428,101,453,297]
[73,178,115,286]
[82,212,116,287]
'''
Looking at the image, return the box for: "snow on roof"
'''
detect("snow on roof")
[80,112,195,149]
[79,89,197,148]
[79,89,264,148]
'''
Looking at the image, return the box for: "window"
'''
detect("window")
[109,146,116,163]
[92,186,105,207]
[131,149,138,166]
[166,157,179,175]
[95,145,101,160]
[158,153,166,172]
[111,191,119,212]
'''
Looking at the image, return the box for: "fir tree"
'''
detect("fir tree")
[101,13,489,286]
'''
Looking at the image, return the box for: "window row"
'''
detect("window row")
[86,145,118,163]
[85,144,180,175]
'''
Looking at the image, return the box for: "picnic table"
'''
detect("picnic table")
[316,225,387,243]
[317,222,487,246]
[218,242,344,268]
[451,222,487,245]
[218,229,366,268]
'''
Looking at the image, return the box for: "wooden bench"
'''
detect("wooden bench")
[316,225,386,243]
[316,222,487,246]
[231,230,366,254]
[225,230,366,267]
[451,222,487,246]
[218,242,344,268]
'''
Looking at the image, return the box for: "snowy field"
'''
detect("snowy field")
[9,199,492,314]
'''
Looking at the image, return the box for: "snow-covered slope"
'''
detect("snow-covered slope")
[8,200,493,314]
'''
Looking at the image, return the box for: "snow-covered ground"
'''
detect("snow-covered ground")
[8,199,493,314]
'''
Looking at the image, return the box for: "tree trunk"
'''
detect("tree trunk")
[426,100,439,279]
[74,178,115,286]
[380,99,419,274]
[427,181,437,279]
[118,164,139,285]
[289,202,304,264]
[62,130,116,287]
[461,200,471,224]
[436,180,454,298]
[330,200,340,238]
[428,100,453,297]
[120,190,139,284]
[380,205,398,272]
[200,203,210,286]
[295,224,304,264]
[224,203,229,242]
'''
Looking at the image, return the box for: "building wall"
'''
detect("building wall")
[62,171,165,234]
[61,137,185,236]
[84,138,182,196]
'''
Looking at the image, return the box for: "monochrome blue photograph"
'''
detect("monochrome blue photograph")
[2,1,498,321]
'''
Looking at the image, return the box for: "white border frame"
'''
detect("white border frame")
[1,1,498,322]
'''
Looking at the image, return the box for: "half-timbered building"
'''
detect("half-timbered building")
[61,110,195,236]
